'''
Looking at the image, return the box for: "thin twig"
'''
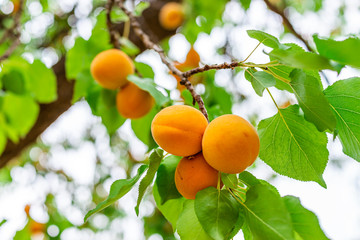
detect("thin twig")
[0,0,24,63]
[264,0,330,86]
[106,0,121,49]
[263,0,312,52]
[117,0,209,120]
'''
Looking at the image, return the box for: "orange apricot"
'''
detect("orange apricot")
[24,204,30,217]
[116,82,154,119]
[159,2,184,30]
[202,114,260,174]
[90,49,134,90]
[184,47,200,67]
[151,105,208,156]
[30,221,45,234]
[175,152,219,199]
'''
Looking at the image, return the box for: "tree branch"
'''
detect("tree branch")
[118,0,209,120]
[0,0,179,168]
[263,0,313,52]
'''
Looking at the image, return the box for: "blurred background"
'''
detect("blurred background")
[0,0,360,239]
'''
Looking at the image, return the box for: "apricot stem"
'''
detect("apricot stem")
[217,172,222,190]
[241,40,264,63]
[228,188,245,203]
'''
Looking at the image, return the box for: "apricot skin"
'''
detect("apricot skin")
[202,114,260,174]
[116,82,154,119]
[151,105,208,156]
[184,47,200,67]
[175,153,219,199]
[90,49,134,90]
[159,2,184,30]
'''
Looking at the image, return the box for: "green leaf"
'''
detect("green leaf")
[248,71,276,96]
[84,164,148,222]
[283,196,329,240]
[153,183,184,230]
[247,30,281,49]
[1,69,26,95]
[72,70,97,102]
[195,188,243,240]
[0,219,6,227]
[324,78,360,161]
[155,155,182,204]
[177,200,214,240]
[66,12,111,79]
[134,1,150,16]
[258,105,328,187]
[221,173,238,189]
[131,107,157,148]
[127,75,169,106]
[267,65,294,92]
[239,0,251,10]
[27,60,57,103]
[0,128,6,156]
[314,35,360,68]
[13,221,31,240]
[2,93,39,139]
[88,88,126,135]
[242,184,294,240]
[134,62,155,79]
[289,69,336,131]
[269,46,334,71]
[135,149,164,215]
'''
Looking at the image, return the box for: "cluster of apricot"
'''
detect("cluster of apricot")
[90,49,154,119]
[151,105,260,199]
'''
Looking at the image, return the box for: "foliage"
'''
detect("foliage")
[0,0,359,239]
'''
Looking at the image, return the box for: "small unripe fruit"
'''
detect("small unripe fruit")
[116,82,154,119]
[175,152,219,199]
[202,114,260,174]
[90,49,134,90]
[151,105,208,156]
[159,2,184,30]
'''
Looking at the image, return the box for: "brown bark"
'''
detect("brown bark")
[0,0,177,168]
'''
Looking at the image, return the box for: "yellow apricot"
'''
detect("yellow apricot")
[159,2,184,30]
[90,49,134,90]
[151,105,208,156]
[116,82,154,119]
[175,152,219,199]
[202,114,260,174]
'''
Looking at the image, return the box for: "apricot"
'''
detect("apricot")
[202,114,260,174]
[90,49,134,90]
[175,152,219,199]
[159,2,184,30]
[184,47,200,68]
[151,105,208,156]
[24,204,30,217]
[116,82,154,119]
[30,221,45,234]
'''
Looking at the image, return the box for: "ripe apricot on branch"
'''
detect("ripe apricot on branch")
[202,114,260,174]
[116,82,154,119]
[151,105,208,156]
[90,49,134,90]
[175,152,219,199]
[159,2,184,30]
